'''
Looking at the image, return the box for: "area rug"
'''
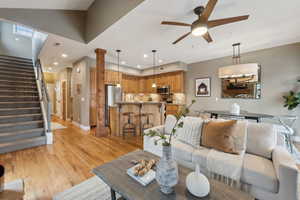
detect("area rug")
[51,122,67,130]
[53,176,120,200]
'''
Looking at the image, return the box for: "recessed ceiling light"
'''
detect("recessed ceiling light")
[159,59,163,63]
[143,54,148,58]
[137,65,141,68]
[15,38,19,41]
[121,61,126,65]
[62,54,68,58]
[53,62,58,66]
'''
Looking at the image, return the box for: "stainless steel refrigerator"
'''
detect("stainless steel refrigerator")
[105,85,122,126]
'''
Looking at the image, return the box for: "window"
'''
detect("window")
[13,25,33,38]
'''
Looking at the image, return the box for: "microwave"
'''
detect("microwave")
[157,86,170,94]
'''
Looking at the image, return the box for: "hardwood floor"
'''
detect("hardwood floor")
[0,117,143,200]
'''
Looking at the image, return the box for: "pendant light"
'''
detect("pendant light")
[116,50,121,88]
[152,50,157,88]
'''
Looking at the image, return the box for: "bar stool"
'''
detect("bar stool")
[141,113,154,134]
[122,112,136,139]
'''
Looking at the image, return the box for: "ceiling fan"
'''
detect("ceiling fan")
[161,0,249,44]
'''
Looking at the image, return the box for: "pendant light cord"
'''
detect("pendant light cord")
[116,50,121,86]
[152,50,157,84]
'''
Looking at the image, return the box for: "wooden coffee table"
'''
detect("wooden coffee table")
[92,150,254,200]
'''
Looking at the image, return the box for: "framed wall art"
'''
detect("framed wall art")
[195,77,211,97]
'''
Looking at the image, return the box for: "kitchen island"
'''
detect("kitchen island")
[111,102,165,136]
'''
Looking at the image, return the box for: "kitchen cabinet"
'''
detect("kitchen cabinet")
[165,104,184,116]
[122,74,140,93]
[120,71,185,94]
[105,70,122,85]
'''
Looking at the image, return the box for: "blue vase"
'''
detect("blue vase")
[155,145,178,194]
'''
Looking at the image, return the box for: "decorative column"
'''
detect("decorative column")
[95,48,107,137]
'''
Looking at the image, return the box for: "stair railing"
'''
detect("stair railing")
[35,59,51,132]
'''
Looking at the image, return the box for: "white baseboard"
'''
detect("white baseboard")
[46,131,53,144]
[80,125,91,131]
[72,121,90,131]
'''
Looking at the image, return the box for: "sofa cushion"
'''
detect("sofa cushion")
[176,117,203,148]
[201,120,239,154]
[246,123,277,159]
[172,139,194,163]
[165,115,177,135]
[193,147,244,180]
[241,153,279,193]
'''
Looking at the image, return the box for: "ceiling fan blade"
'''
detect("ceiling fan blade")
[202,32,213,43]
[173,32,191,44]
[208,15,250,28]
[202,0,218,20]
[161,21,191,27]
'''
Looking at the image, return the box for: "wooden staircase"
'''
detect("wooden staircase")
[0,55,46,154]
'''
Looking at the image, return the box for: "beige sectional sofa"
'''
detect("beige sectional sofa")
[143,115,299,200]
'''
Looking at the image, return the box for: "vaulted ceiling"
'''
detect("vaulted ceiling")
[0,0,95,10]
[39,0,300,71]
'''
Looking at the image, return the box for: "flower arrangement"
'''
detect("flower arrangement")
[144,100,196,146]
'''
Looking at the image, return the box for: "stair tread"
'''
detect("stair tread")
[0,120,43,127]
[0,66,34,72]
[0,107,40,111]
[0,60,33,65]
[0,101,39,104]
[0,69,35,74]
[0,90,38,93]
[0,84,36,88]
[0,128,44,137]
[0,80,36,84]
[0,136,46,148]
[0,55,32,61]
[0,58,33,64]
[0,113,42,119]
[0,95,39,97]
[0,75,35,80]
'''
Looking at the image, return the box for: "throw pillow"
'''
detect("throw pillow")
[176,117,203,148]
[201,120,240,154]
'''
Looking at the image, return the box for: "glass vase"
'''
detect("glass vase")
[155,145,178,194]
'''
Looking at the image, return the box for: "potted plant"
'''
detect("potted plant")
[144,100,195,194]
[283,80,300,110]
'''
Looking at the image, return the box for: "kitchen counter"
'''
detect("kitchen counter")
[112,102,165,136]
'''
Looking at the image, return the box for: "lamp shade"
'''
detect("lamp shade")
[218,63,260,80]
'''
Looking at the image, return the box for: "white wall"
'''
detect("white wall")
[186,43,300,135]
[32,31,48,63]
[0,21,32,58]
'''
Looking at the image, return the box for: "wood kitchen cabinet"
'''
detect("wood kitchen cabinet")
[122,74,140,93]
[120,70,185,94]
[165,104,184,115]
[105,70,122,85]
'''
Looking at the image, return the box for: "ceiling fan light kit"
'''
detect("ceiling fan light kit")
[191,21,208,36]
[161,0,249,44]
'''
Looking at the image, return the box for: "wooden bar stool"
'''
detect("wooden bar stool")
[122,112,136,139]
[141,113,154,134]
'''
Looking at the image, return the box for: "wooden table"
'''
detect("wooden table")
[204,110,274,123]
[92,151,254,200]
